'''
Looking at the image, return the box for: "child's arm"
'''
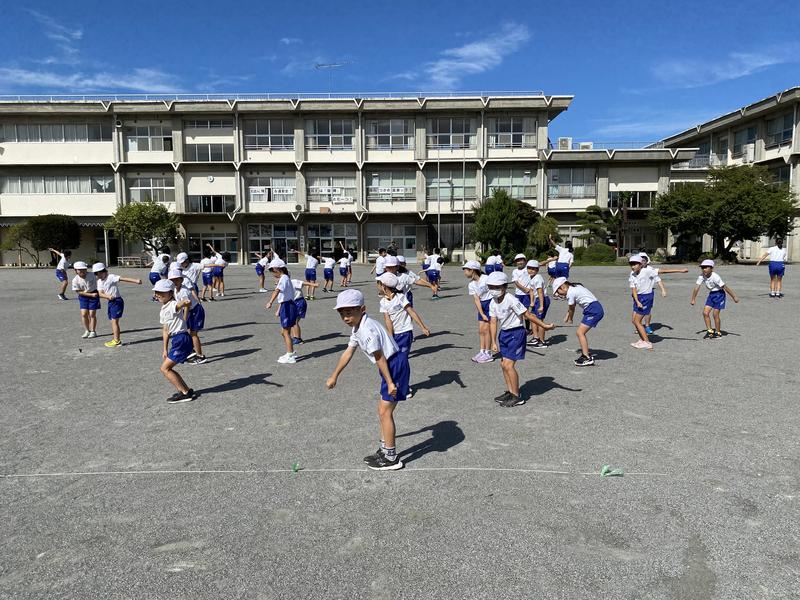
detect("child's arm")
[97,290,114,300]
[690,284,700,305]
[373,350,397,398]
[489,317,499,353]
[657,280,667,298]
[536,286,545,308]
[565,304,575,324]
[48,248,63,258]
[523,310,555,330]
[175,298,191,311]
[473,294,488,321]
[382,312,394,336]
[265,287,280,309]
[405,306,431,336]
[723,285,740,303]
[119,276,143,285]
[755,251,770,266]
[326,346,357,389]
[658,268,689,275]
[548,235,557,248]
[631,287,644,310]
[161,326,170,360]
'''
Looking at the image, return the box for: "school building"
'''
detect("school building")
[0,88,796,266]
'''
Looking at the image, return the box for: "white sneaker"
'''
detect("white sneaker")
[277,353,297,364]
[258,288,268,293]
[81,330,90,338]
[87,331,97,339]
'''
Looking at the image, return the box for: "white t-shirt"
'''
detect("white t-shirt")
[213,255,227,268]
[257,256,270,268]
[159,299,187,336]
[380,293,413,334]
[346,252,353,266]
[97,274,121,299]
[767,246,788,262]
[485,255,497,266]
[511,268,531,296]
[291,278,305,301]
[489,293,528,330]
[397,271,420,294]
[426,254,441,272]
[71,272,97,293]
[200,257,216,273]
[565,285,598,308]
[348,315,398,363]
[375,255,387,274]
[305,256,319,269]
[56,255,70,271]
[150,253,168,274]
[531,273,545,293]
[275,273,293,303]
[182,262,201,285]
[175,285,198,310]
[320,257,335,269]
[468,274,493,301]
[493,254,504,266]
[422,253,430,265]
[696,272,725,292]
[629,266,660,295]
[338,257,349,268]
[555,245,574,264]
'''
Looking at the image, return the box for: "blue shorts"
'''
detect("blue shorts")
[705,290,726,310]
[555,262,570,278]
[498,327,526,361]
[202,272,213,286]
[187,303,205,331]
[484,264,495,274]
[305,268,317,282]
[78,295,100,311]
[167,331,193,364]
[339,267,348,277]
[55,269,67,282]
[279,300,298,329]
[478,299,491,322]
[380,351,410,402]
[107,297,124,320]
[633,292,654,316]
[294,297,307,319]
[393,330,414,356]
[427,270,440,283]
[769,261,785,278]
[255,264,265,277]
[515,294,531,309]
[532,295,551,319]
[213,267,223,278]
[148,272,161,285]
[547,265,556,277]
[324,268,334,281]
[580,301,604,328]
[422,263,430,272]
[406,290,414,307]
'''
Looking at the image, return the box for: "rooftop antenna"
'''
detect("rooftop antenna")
[314,61,352,96]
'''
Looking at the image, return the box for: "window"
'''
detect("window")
[0,122,111,142]
[766,113,793,148]
[126,125,173,152]
[489,117,536,148]
[366,119,414,149]
[547,167,597,198]
[307,223,358,257]
[425,166,477,200]
[188,233,239,263]
[608,190,655,209]
[770,165,791,185]
[367,170,416,200]
[306,119,354,150]
[366,223,417,258]
[187,195,235,213]
[307,174,357,203]
[247,175,296,202]
[184,118,233,129]
[246,223,299,263]
[485,167,537,199]
[427,117,476,149]
[243,119,294,149]
[0,174,113,194]
[128,176,175,202]
[732,126,757,157]
[184,143,234,161]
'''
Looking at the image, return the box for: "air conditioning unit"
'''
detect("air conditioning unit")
[742,143,755,163]
[557,137,573,150]
[578,142,594,150]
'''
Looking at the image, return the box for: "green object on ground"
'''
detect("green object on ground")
[600,464,624,477]
[291,462,301,473]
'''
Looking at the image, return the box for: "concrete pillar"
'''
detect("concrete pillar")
[233,112,242,163]
[355,168,364,210]
[414,115,427,161]
[475,163,484,205]
[295,170,307,211]
[477,111,486,159]
[657,164,670,195]
[114,170,125,206]
[539,162,547,211]
[415,168,426,211]
[171,117,183,163]
[173,171,186,214]
[537,111,549,149]
[294,117,305,163]
[234,168,243,212]
[354,113,364,165]
[793,102,800,155]
[596,165,609,208]
[111,113,122,164]
[755,118,766,162]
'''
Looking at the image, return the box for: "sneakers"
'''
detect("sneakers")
[81,330,91,338]
[277,352,297,364]
[778,293,784,298]
[644,325,654,335]
[167,388,196,404]
[703,330,714,339]
[57,294,68,301]
[291,337,304,345]
[87,331,97,339]
[500,394,526,407]
[631,339,653,350]
[471,351,484,363]
[188,354,207,364]
[574,354,595,367]
[494,391,512,403]
[364,448,384,463]
[475,350,494,364]
[713,330,723,339]
[104,339,121,348]
[529,338,542,347]
[258,288,268,293]
[366,454,404,471]
[431,294,440,301]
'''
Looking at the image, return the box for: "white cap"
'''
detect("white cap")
[384,256,399,267]
[552,276,567,291]
[628,254,643,264]
[167,268,183,279]
[152,279,175,293]
[91,262,106,273]
[640,252,650,261]
[486,271,508,286]
[514,253,526,261]
[378,272,399,288]
[397,255,406,263]
[269,258,286,269]
[334,288,364,310]
[526,260,540,269]
[462,260,481,271]
[176,252,189,263]
[700,259,715,267]
[73,261,88,270]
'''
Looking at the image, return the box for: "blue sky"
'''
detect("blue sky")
[1,0,798,143]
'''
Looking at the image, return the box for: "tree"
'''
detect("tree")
[106,200,181,254]
[471,189,538,256]
[650,165,796,258]
[26,214,81,253]
[527,216,560,256]
[575,205,609,244]
[0,222,39,266]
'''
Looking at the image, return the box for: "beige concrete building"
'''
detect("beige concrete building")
[0,92,696,266]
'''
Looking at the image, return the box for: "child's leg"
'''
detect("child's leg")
[281,328,294,354]
[712,308,721,332]
[88,310,97,332]
[160,358,190,393]
[219,278,225,294]
[632,312,648,341]
[500,358,519,395]
[776,274,783,294]
[59,280,68,295]
[111,318,121,341]
[702,306,713,330]
[377,399,398,451]
[291,322,302,340]
[190,331,203,356]
[80,308,90,331]
[259,274,265,289]
[576,324,591,356]
[479,321,490,350]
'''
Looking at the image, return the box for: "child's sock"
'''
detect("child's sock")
[384,447,397,461]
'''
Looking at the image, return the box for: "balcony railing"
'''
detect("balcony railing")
[248,186,296,203]
[547,183,596,199]
[486,185,537,200]
[308,186,357,203]
[366,186,416,200]
[426,135,477,150]
[365,136,414,150]
[672,153,728,169]
[305,136,353,150]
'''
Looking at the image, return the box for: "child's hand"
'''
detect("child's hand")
[422,327,431,337]
[636,301,644,309]
[661,291,667,298]
[545,322,556,331]
[266,302,273,310]
[564,315,572,324]
[326,376,337,389]
[162,350,168,359]
[690,299,696,305]
[137,280,142,285]
[734,297,740,304]
[275,310,279,317]
[387,382,397,398]
[491,344,499,354]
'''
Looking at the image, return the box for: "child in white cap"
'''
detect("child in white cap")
[690,259,740,339]
[486,271,555,407]
[93,262,142,348]
[510,253,533,332]
[462,260,493,363]
[169,269,207,363]
[552,277,603,366]
[378,272,431,360]
[638,252,666,334]
[526,260,551,347]
[627,254,687,350]
[423,247,443,299]
[152,279,196,403]
[326,288,409,471]
[205,244,226,297]
[396,255,434,307]
[755,237,788,298]
[265,258,299,363]
[48,248,72,300]
[71,261,100,338]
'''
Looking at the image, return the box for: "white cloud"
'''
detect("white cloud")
[395,24,530,90]
[280,37,302,45]
[589,110,719,140]
[26,9,83,66]
[0,67,180,93]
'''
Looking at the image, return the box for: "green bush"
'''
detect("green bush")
[572,246,586,261]
[581,243,616,263]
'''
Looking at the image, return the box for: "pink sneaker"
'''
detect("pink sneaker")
[477,351,494,363]
[471,352,483,363]
[631,340,653,350]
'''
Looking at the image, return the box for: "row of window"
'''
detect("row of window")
[0,174,114,194]
[1,123,112,143]
[692,113,794,159]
